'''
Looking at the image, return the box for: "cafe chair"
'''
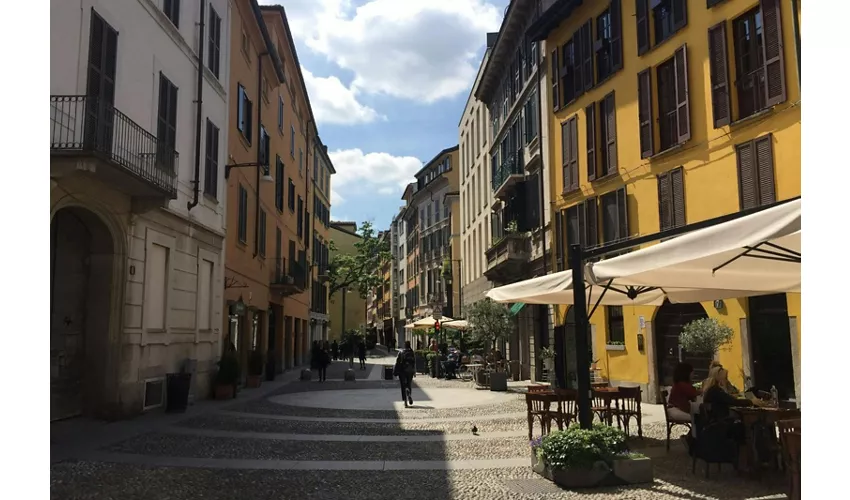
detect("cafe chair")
[526,392,554,440]
[611,386,643,438]
[661,389,692,452]
[550,388,578,430]
[778,419,801,500]
[691,406,739,478]
[591,390,614,425]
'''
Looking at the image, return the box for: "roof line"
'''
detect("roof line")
[457,47,492,128]
[413,145,459,179]
[249,0,285,83]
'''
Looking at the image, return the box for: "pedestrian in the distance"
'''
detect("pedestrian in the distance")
[317,341,331,382]
[394,341,416,408]
[331,340,339,361]
[357,340,367,370]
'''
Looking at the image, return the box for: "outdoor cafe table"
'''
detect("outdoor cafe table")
[465,364,484,386]
[732,406,801,478]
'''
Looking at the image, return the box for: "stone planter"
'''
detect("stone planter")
[612,456,653,485]
[344,369,356,381]
[300,369,312,381]
[551,462,612,489]
[543,358,554,371]
[529,456,653,488]
[531,451,552,480]
[489,371,508,391]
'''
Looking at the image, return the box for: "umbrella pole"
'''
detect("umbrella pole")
[570,243,593,430]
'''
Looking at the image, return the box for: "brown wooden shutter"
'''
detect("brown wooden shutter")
[586,103,596,181]
[616,187,629,240]
[582,20,594,91]
[635,0,650,56]
[707,22,731,128]
[573,31,584,97]
[577,202,588,248]
[610,0,623,71]
[736,141,758,210]
[551,48,560,110]
[657,171,672,230]
[586,197,598,248]
[569,116,579,191]
[604,92,617,175]
[638,69,654,158]
[671,167,686,227]
[561,120,569,191]
[554,209,564,271]
[674,45,691,144]
[760,0,787,107]
[754,135,776,205]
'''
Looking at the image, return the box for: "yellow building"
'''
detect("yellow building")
[536,0,801,402]
[328,222,368,341]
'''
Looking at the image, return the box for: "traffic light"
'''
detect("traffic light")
[434,320,440,334]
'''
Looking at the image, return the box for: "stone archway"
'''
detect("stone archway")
[51,206,116,420]
[653,300,712,387]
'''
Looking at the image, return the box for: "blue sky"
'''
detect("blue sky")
[259,0,509,230]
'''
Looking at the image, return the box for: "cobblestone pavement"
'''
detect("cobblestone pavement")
[51,358,789,500]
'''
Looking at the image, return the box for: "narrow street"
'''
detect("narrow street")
[51,354,786,500]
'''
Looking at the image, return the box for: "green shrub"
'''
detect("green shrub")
[215,351,240,386]
[538,424,628,470]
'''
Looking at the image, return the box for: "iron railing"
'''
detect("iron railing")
[491,149,524,192]
[50,95,178,197]
[736,66,767,119]
[269,258,308,290]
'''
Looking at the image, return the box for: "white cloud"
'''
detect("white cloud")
[271,0,503,103]
[301,67,383,125]
[331,188,345,205]
[329,148,421,198]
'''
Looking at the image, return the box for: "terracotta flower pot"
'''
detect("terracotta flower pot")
[246,375,262,388]
[214,384,234,400]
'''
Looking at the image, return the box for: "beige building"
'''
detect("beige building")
[328,222,368,340]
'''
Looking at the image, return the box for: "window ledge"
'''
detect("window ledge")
[203,192,219,205]
[606,344,626,351]
[591,171,618,184]
[648,143,685,161]
[730,107,775,128]
[560,187,582,199]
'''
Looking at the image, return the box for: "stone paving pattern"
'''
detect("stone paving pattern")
[51,354,789,499]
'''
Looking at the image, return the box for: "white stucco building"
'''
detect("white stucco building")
[392,208,407,347]
[50,0,230,419]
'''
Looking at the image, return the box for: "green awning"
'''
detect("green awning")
[509,302,526,316]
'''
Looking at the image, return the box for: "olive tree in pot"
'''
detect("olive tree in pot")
[467,298,513,391]
[678,317,735,372]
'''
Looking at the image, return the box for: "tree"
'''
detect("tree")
[679,317,734,360]
[467,298,513,350]
[327,221,391,299]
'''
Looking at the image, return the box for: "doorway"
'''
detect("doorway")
[654,301,711,387]
[51,207,115,421]
[748,294,795,399]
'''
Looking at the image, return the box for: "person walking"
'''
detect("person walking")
[357,340,367,370]
[394,341,416,408]
[331,340,339,361]
[317,341,331,382]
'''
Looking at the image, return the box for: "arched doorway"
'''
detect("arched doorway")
[51,207,115,420]
[654,300,712,387]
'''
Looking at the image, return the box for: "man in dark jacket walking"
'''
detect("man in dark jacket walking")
[394,341,416,407]
[357,340,367,370]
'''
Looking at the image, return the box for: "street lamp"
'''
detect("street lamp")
[225,161,274,182]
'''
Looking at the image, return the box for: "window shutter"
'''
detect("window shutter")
[671,167,685,227]
[566,206,580,249]
[616,187,629,241]
[582,21,594,91]
[554,210,564,271]
[560,120,570,191]
[585,197,598,248]
[569,116,579,191]
[674,45,691,144]
[527,172,541,229]
[586,103,596,181]
[551,48,560,110]
[657,171,672,230]
[672,0,688,31]
[610,0,623,71]
[736,141,758,210]
[637,69,654,158]
[754,135,776,206]
[572,32,584,97]
[635,0,650,56]
[604,92,617,175]
[707,22,731,128]
[760,0,787,107]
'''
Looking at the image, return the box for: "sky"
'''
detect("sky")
[258,0,509,230]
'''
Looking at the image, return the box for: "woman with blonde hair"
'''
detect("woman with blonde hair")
[702,365,746,444]
[702,362,740,395]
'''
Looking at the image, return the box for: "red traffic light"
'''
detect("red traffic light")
[434,320,440,331]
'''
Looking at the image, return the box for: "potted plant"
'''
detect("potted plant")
[467,298,513,391]
[540,347,556,372]
[505,220,519,234]
[532,424,653,488]
[679,317,734,371]
[246,350,264,388]
[213,351,239,400]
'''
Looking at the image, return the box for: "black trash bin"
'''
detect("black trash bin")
[266,357,276,381]
[384,365,394,380]
[166,372,192,413]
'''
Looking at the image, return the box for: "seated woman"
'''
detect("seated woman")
[702,366,745,444]
[703,361,741,395]
[668,362,698,421]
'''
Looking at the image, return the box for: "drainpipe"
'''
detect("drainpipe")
[253,52,268,258]
[536,37,547,275]
[790,0,801,88]
[187,0,206,211]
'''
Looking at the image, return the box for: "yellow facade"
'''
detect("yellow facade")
[544,0,800,395]
[328,223,368,341]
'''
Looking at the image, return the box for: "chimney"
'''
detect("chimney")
[486,32,499,48]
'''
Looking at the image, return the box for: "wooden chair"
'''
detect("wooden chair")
[591,389,616,425]
[778,419,801,500]
[527,385,552,394]
[661,389,692,452]
[525,393,554,440]
[551,389,578,430]
[611,386,643,438]
[691,404,739,478]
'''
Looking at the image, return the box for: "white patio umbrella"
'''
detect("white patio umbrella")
[587,198,801,303]
[440,319,469,331]
[413,315,455,328]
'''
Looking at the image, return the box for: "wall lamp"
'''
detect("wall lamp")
[225,161,273,182]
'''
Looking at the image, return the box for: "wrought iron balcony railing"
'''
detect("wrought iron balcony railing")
[491,149,525,193]
[270,258,308,291]
[50,95,178,197]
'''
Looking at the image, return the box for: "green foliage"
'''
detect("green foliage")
[679,317,734,356]
[441,258,452,279]
[327,221,391,299]
[540,346,556,360]
[505,220,519,233]
[467,298,513,349]
[248,350,264,376]
[538,424,628,470]
[215,351,240,386]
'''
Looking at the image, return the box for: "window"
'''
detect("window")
[550,47,560,110]
[241,30,251,61]
[559,40,576,105]
[733,1,786,120]
[275,156,284,211]
[586,103,597,181]
[287,179,296,212]
[637,69,654,158]
[237,184,248,243]
[654,45,690,152]
[652,0,687,46]
[237,84,253,143]
[262,78,269,102]
[578,20,594,92]
[736,135,776,210]
[278,96,284,131]
[560,115,578,192]
[163,0,180,28]
[595,1,623,82]
[565,197,598,251]
[204,119,219,197]
[600,187,628,244]
[145,243,169,330]
[299,148,303,177]
[207,7,221,78]
[259,126,270,167]
[599,92,617,178]
[259,209,267,257]
[606,306,625,344]
[657,167,685,230]
[290,125,295,157]
[157,73,178,170]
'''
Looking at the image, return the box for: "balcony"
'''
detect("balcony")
[491,149,525,199]
[484,233,530,284]
[270,258,308,296]
[50,95,178,200]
